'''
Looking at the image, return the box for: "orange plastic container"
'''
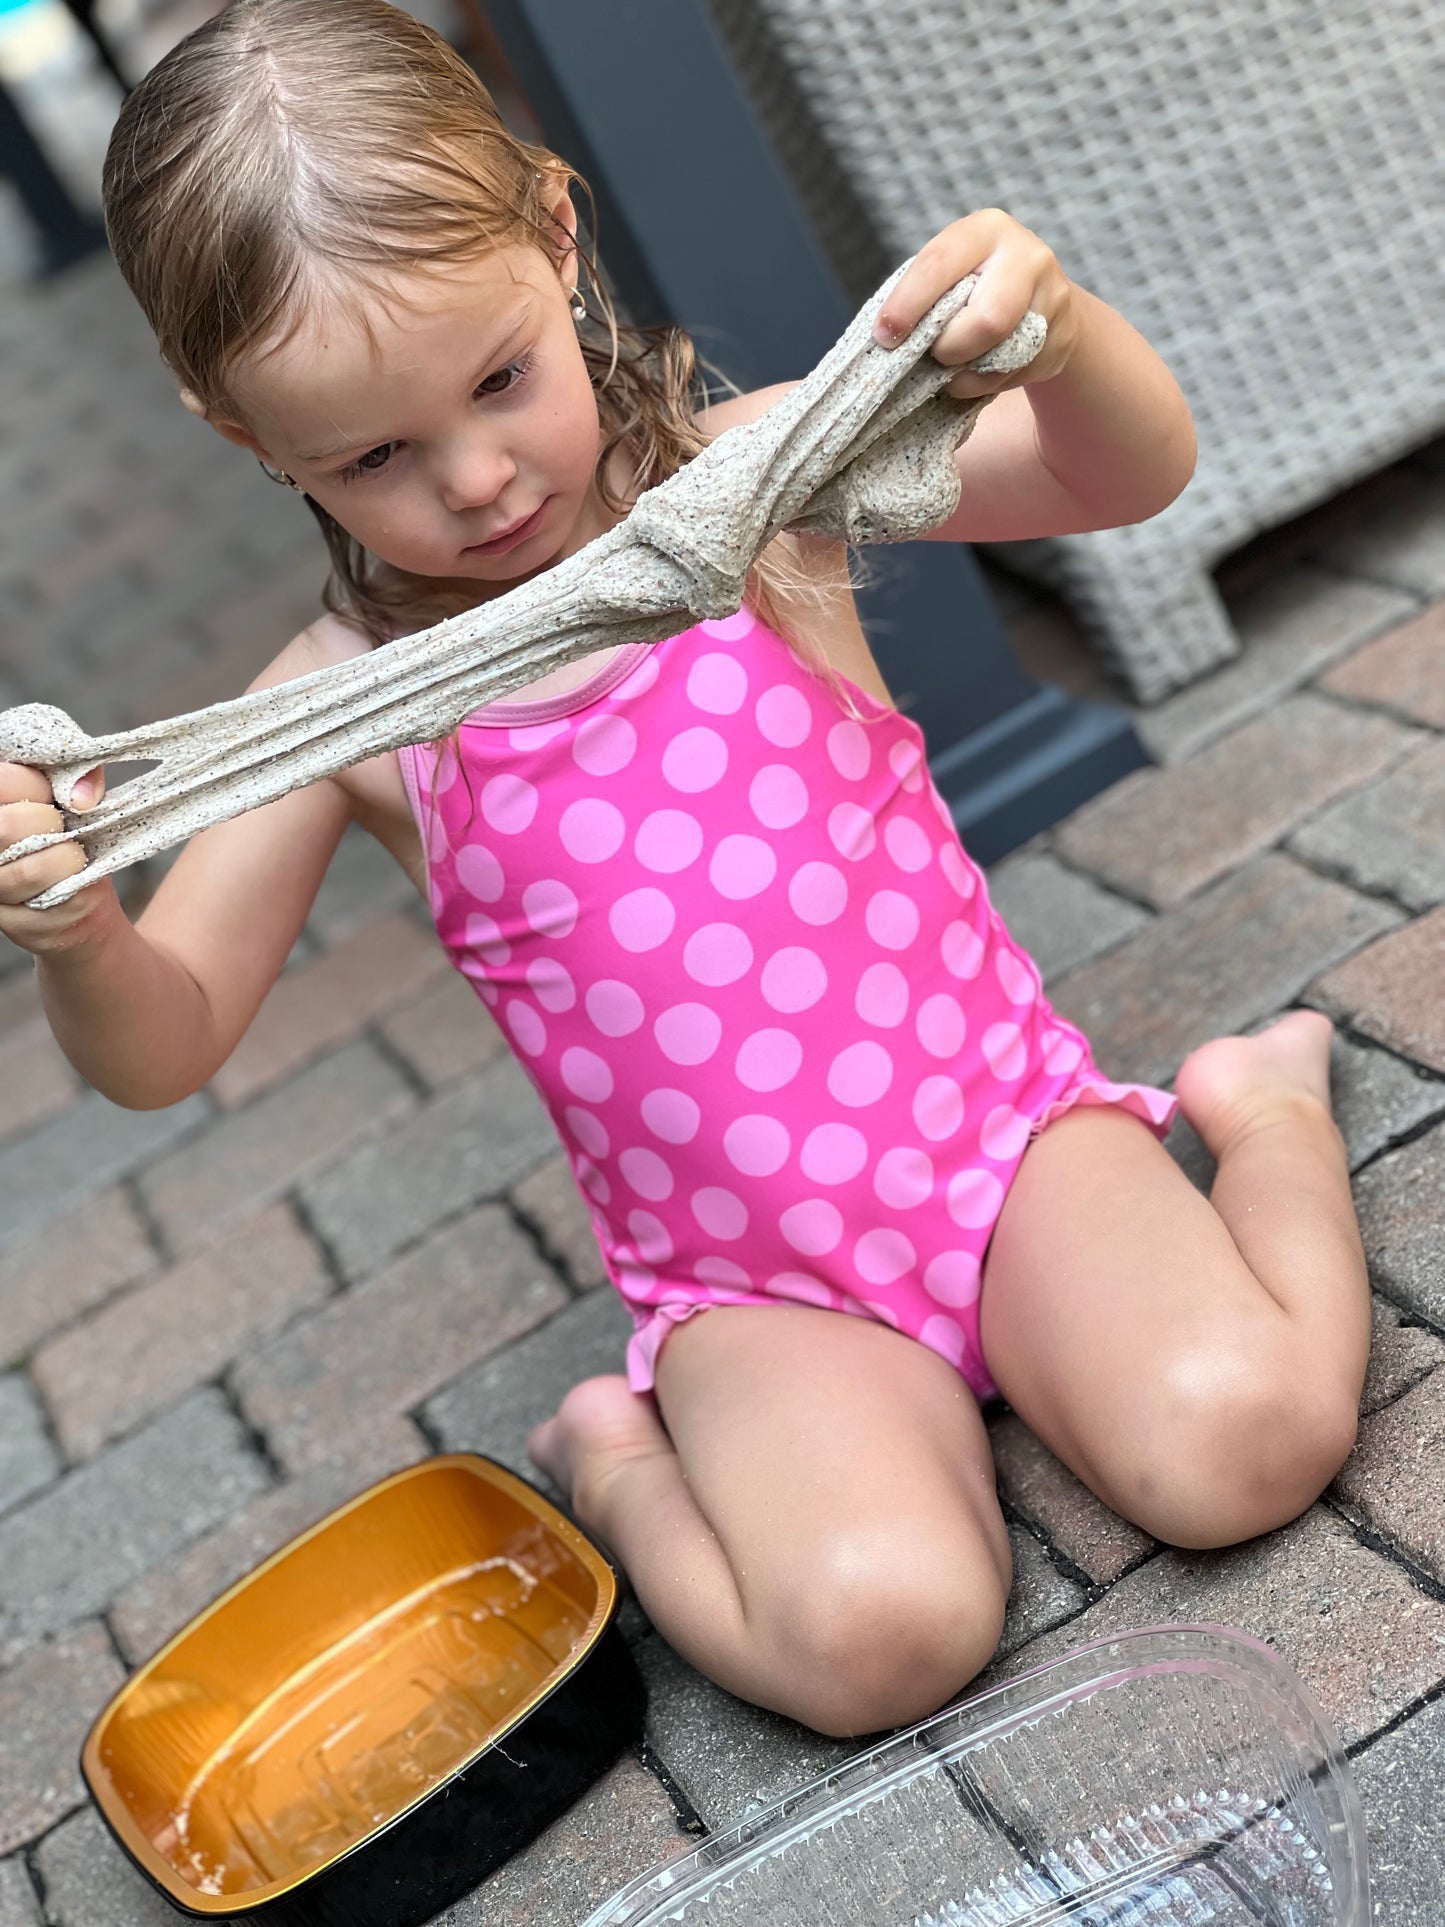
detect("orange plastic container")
[82,1455,645,1927]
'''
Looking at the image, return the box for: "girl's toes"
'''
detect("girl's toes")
[526,1374,671,1502]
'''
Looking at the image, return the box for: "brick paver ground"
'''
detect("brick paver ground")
[1,251,1442,1925]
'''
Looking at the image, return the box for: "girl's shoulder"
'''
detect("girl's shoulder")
[250,611,374,693]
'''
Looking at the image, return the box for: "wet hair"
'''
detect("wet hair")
[101,0,855,684]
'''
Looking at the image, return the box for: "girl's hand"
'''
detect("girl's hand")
[873,208,1080,396]
[0,762,115,956]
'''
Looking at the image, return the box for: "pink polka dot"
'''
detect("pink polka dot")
[924,1251,982,1308]
[750,765,809,831]
[940,844,976,900]
[616,651,660,699]
[586,978,644,1036]
[941,920,985,979]
[800,1123,868,1184]
[982,1104,1032,1161]
[573,713,637,776]
[916,993,966,1059]
[455,845,504,903]
[507,720,568,750]
[565,1107,609,1158]
[850,1299,901,1328]
[560,797,625,863]
[735,1029,803,1092]
[687,651,748,714]
[429,749,463,798]
[775,1272,843,1312]
[883,817,932,874]
[465,913,511,967]
[827,719,871,781]
[854,1228,916,1286]
[695,1255,751,1289]
[683,922,753,987]
[865,890,920,951]
[755,684,812,748]
[620,1147,674,1201]
[724,1114,791,1177]
[426,813,451,865]
[634,809,703,874]
[654,1003,722,1065]
[699,609,754,642]
[913,1075,964,1142]
[761,947,826,1014]
[662,727,728,793]
[1045,1032,1086,1076]
[710,834,777,901]
[982,1022,1027,1081]
[480,773,538,834]
[523,879,578,939]
[580,1161,611,1207]
[828,801,876,861]
[692,1187,748,1240]
[855,962,909,1028]
[614,1256,659,1301]
[505,1000,546,1057]
[642,1088,700,1144]
[610,888,676,953]
[947,1167,1005,1229]
[561,1047,613,1102]
[780,1198,843,1256]
[788,861,847,925]
[474,980,499,1008]
[526,958,575,1014]
[627,1210,673,1265]
[996,949,1039,1006]
[889,739,924,791]
[827,1041,893,1107]
[919,1313,967,1367]
[765,1272,835,1308]
[874,1146,933,1210]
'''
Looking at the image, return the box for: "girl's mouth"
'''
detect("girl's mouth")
[466,499,550,555]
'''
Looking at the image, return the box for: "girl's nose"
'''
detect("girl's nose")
[436,435,516,515]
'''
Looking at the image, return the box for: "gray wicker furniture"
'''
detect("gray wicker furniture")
[711,0,1445,700]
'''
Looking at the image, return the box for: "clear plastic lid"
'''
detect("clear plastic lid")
[585,1624,1368,1927]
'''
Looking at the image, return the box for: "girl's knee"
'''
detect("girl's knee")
[763,1529,1009,1738]
[1130,1345,1358,1548]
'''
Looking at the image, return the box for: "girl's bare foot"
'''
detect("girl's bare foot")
[1173,1010,1338,1162]
[526,1374,675,1523]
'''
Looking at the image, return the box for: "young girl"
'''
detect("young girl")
[0,0,1369,1740]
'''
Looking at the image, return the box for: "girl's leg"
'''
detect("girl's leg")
[978,1010,1369,1548]
[528,1304,1011,1738]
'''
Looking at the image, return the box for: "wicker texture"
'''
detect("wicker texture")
[712,0,1445,699]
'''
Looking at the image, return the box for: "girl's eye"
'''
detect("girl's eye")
[339,442,397,484]
[475,352,535,399]
[335,354,534,483]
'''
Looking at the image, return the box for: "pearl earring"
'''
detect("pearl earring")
[570,289,587,322]
[257,458,301,491]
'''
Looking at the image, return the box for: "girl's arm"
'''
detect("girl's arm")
[11,630,357,1110]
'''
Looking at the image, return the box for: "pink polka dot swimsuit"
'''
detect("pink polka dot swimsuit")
[399,609,1177,1400]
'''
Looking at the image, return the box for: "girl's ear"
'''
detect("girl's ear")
[208,418,269,457]
[542,173,580,283]
[180,389,269,459]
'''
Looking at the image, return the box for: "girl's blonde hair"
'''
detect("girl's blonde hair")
[101,0,851,687]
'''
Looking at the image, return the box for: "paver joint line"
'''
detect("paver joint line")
[0,268,1044,907]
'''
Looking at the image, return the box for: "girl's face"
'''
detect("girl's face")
[226,242,609,593]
